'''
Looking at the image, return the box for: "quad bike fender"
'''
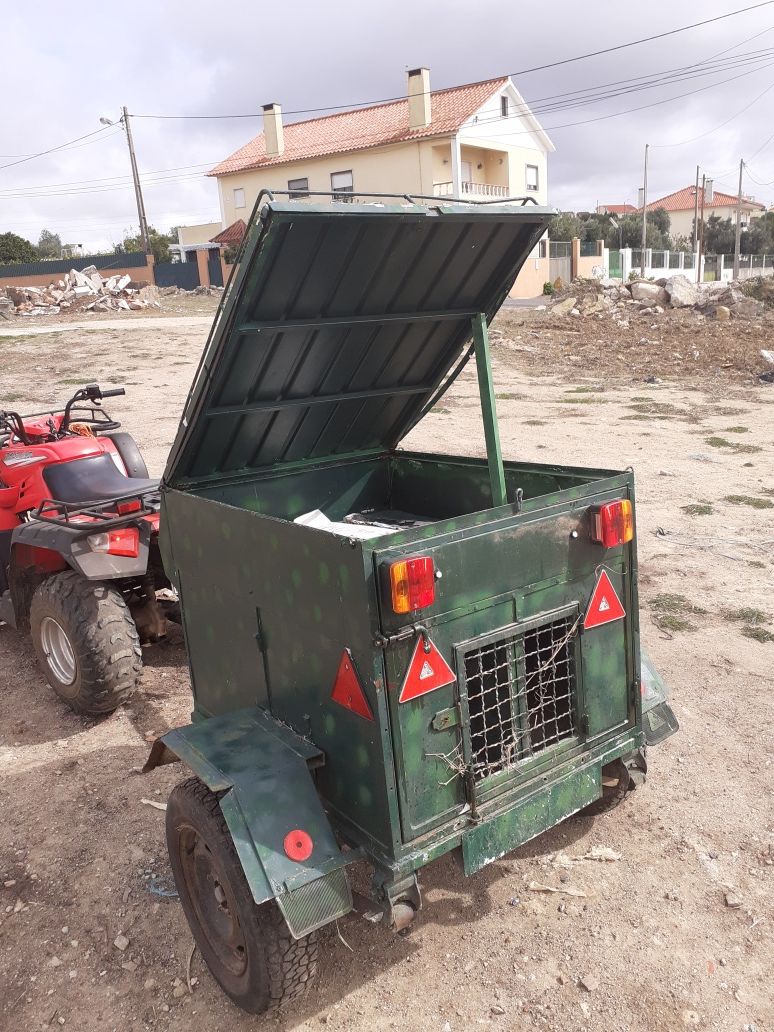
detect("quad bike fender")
[640,648,679,745]
[10,517,151,582]
[144,706,355,938]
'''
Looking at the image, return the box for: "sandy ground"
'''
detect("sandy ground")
[0,298,772,1032]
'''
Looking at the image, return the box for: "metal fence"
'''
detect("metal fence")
[579,240,600,257]
[0,252,148,279]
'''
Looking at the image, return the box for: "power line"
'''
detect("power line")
[651,79,774,147]
[0,125,117,172]
[132,2,774,122]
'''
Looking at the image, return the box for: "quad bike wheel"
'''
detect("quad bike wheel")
[166,777,318,1014]
[30,570,142,715]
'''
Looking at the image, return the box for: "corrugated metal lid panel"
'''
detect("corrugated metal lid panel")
[166,203,551,483]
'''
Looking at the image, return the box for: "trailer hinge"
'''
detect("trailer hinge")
[373,623,430,651]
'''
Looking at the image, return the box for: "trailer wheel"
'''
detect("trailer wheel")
[166,777,318,1014]
[582,753,643,816]
[30,571,141,715]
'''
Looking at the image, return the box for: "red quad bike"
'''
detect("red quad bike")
[0,384,175,715]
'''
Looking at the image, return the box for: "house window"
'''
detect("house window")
[331,170,354,201]
[500,95,509,117]
[233,187,245,209]
[526,164,539,192]
[288,177,309,198]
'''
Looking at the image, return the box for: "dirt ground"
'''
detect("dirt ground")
[1,297,772,1032]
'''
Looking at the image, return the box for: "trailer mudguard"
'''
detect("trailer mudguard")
[640,649,679,745]
[144,706,355,938]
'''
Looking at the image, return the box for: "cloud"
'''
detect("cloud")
[1,0,772,250]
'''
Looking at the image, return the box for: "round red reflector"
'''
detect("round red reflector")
[283,829,313,862]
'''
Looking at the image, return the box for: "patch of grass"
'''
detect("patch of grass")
[557,396,601,404]
[628,401,684,417]
[58,376,91,385]
[496,392,527,401]
[724,494,774,509]
[648,592,706,633]
[741,626,774,643]
[761,488,774,496]
[522,419,546,426]
[0,392,24,403]
[655,613,698,633]
[620,413,652,421]
[713,407,749,416]
[681,503,714,516]
[565,385,605,394]
[748,560,766,569]
[705,437,761,454]
[723,606,769,625]
[723,426,749,433]
[430,407,451,415]
[650,593,707,616]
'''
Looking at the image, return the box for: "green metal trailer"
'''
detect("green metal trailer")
[144,193,678,1014]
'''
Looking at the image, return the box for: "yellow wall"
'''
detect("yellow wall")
[667,205,764,240]
[217,139,444,225]
[178,222,222,246]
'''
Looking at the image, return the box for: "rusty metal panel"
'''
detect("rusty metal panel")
[165,200,552,485]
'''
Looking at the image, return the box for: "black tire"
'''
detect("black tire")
[166,777,318,1014]
[582,757,634,816]
[30,571,141,715]
[105,432,149,479]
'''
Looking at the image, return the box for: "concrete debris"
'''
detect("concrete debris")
[0,269,162,317]
[547,273,774,323]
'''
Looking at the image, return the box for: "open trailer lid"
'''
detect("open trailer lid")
[165,196,553,486]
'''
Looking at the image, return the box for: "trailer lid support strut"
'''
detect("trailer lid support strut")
[471,312,507,508]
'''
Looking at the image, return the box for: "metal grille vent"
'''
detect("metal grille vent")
[463,614,578,781]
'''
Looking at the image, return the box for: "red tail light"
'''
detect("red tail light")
[591,500,634,548]
[87,528,140,558]
[390,556,436,614]
[116,499,142,515]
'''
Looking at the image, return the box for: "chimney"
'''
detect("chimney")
[263,103,284,158]
[407,67,431,130]
[637,187,644,208]
[704,178,714,204]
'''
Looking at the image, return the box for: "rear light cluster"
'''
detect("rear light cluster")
[87,528,139,558]
[389,556,436,614]
[591,500,634,548]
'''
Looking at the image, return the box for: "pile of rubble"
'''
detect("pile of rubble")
[549,274,768,323]
[0,265,161,318]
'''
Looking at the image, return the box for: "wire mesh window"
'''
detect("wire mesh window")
[462,614,578,781]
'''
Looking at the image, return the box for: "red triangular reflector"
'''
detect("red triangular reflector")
[399,636,456,703]
[331,649,373,720]
[584,570,626,629]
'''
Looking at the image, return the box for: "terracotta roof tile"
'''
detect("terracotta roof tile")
[598,203,637,214]
[208,78,509,177]
[645,185,765,212]
[210,219,246,244]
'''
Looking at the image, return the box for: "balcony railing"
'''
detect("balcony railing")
[433,181,510,199]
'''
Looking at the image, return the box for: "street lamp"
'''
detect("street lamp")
[609,216,622,252]
[100,108,150,254]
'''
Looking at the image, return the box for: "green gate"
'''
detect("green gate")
[608,249,621,279]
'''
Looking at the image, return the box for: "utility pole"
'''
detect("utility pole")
[697,174,706,285]
[640,143,649,277]
[123,107,151,255]
[692,164,700,256]
[102,109,151,254]
[733,157,744,281]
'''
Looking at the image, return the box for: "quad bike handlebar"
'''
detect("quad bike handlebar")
[0,383,126,445]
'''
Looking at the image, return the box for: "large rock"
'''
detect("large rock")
[630,280,669,305]
[731,298,764,319]
[665,274,698,308]
[551,296,578,317]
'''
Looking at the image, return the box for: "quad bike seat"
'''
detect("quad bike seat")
[43,453,159,505]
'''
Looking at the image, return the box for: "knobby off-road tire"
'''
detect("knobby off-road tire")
[30,570,141,715]
[166,777,319,1014]
[582,755,640,817]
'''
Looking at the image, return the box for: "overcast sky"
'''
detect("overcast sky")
[2,0,774,251]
